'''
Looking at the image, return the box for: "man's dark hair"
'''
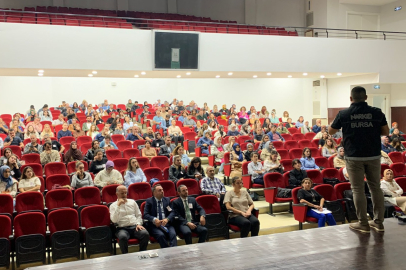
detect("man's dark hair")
[351,86,367,102]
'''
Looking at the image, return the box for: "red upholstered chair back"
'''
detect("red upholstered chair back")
[314,184,336,201]
[102,184,119,203]
[150,156,170,171]
[80,205,110,227]
[154,181,177,197]
[177,179,201,196]
[196,195,221,214]
[0,215,12,239]
[144,167,164,182]
[0,194,14,216]
[45,189,73,210]
[74,186,101,207]
[14,212,46,238]
[48,208,79,235]
[264,172,286,188]
[136,157,150,170]
[15,192,44,213]
[128,182,152,200]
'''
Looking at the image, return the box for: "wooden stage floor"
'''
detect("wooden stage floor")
[28,219,405,270]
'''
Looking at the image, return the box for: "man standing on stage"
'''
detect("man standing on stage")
[329,86,389,233]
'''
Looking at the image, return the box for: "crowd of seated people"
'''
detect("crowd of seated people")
[1,98,406,259]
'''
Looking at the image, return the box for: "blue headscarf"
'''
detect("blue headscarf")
[0,166,13,190]
[232,143,244,162]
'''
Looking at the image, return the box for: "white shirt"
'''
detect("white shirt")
[109,199,143,227]
[248,161,263,179]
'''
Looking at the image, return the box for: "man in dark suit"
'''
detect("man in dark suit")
[143,184,177,248]
[173,185,208,245]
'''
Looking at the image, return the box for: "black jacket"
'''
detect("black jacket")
[169,165,186,184]
[288,169,308,187]
[186,166,206,180]
[172,197,206,226]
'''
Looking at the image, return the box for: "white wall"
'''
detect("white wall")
[253,0,306,27]
[390,83,406,107]
[0,76,314,122]
[2,23,406,83]
[380,0,406,32]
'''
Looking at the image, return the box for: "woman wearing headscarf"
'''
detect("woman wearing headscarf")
[64,141,84,164]
[214,125,227,138]
[333,147,346,169]
[244,143,255,162]
[381,169,406,213]
[230,143,245,178]
[239,124,251,136]
[0,166,18,203]
[260,141,280,161]
[380,150,393,165]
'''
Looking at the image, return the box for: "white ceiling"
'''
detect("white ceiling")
[0,68,369,79]
[339,0,398,6]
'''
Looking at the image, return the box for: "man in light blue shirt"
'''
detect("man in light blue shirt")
[152,111,167,132]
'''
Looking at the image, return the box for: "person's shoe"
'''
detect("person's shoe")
[369,220,385,232]
[349,222,370,233]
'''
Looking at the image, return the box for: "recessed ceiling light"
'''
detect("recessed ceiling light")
[228,72,233,76]
[38,70,44,73]
[303,73,308,76]
[267,73,272,76]
[337,73,342,76]
[88,74,93,77]
[186,72,191,75]
[141,72,146,75]
[216,75,220,78]
[92,71,97,74]
[288,75,292,78]
[38,73,43,76]
[177,75,181,78]
[320,75,325,78]
[253,75,257,78]
[134,75,139,78]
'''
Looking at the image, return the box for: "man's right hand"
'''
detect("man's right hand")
[154,219,162,227]
[187,222,197,229]
[117,198,127,206]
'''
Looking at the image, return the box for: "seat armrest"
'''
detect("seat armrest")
[263,187,277,204]
[292,203,308,222]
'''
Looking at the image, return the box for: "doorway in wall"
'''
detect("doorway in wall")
[347,12,379,39]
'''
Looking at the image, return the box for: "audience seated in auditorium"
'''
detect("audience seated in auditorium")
[57,123,72,140]
[143,127,155,143]
[312,119,322,134]
[208,120,218,132]
[110,185,150,254]
[264,150,284,173]
[83,140,104,161]
[391,128,405,142]
[230,143,244,178]
[260,141,278,161]
[262,118,271,133]
[295,116,304,128]
[89,149,108,175]
[225,124,238,137]
[281,111,289,122]
[95,126,110,142]
[68,119,79,131]
[197,123,208,138]
[7,154,21,179]
[285,118,294,129]
[213,125,227,138]
[126,126,144,141]
[113,122,125,136]
[87,124,100,140]
[25,109,36,123]
[12,126,24,141]
[64,141,84,164]
[18,166,41,193]
[238,107,249,124]
[333,147,346,169]
[94,160,123,188]
[210,136,225,174]
[258,106,269,118]
[243,143,255,162]
[253,127,264,143]
[380,150,393,165]
[186,157,205,181]
[52,114,65,126]
[71,161,94,189]
[389,122,404,135]
[172,184,207,244]
[391,138,406,152]
[322,138,337,158]
[381,136,395,154]
[197,131,213,155]
[124,158,147,187]
[267,125,285,142]
[72,123,85,139]
[100,135,118,150]
[239,124,251,136]
[42,134,65,153]
[270,110,279,124]
[40,124,54,140]
[0,118,9,135]
[298,178,337,227]
[23,134,42,154]
[301,121,312,134]
[40,141,61,165]
[26,117,43,133]
[159,136,176,158]
[169,155,187,185]
[300,148,320,170]
[219,104,229,115]
[140,141,156,160]
[144,184,177,248]
[248,152,265,186]
[183,114,197,129]
[172,146,189,166]
[288,159,308,188]
[318,132,329,148]
[24,125,39,140]
[168,120,184,146]
[152,133,165,148]
[4,129,24,149]
[123,116,134,133]
[201,166,226,200]
[313,125,327,140]
[81,116,93,132]
[224,176,260,238]
[276,122,289,134]
[0,165,18,201]
[152,111,166,132]
[381,169,406,213]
